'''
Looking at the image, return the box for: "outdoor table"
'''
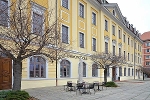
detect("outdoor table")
[94,82,102,91]
[82,83,90,94]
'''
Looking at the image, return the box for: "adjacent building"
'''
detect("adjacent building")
[0,0,143,89]
[140,31,150,70]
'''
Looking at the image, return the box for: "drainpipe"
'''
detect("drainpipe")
[55,0,58,86]
[134,35,136,79]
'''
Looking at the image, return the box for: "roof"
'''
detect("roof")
[140,31,150,41]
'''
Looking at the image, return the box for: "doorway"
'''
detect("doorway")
[0,58,12,90]
[112,67,116,81]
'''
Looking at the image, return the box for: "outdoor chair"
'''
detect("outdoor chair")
[66,82,76,92]
[88,83,96,94]
[76,83,84,95]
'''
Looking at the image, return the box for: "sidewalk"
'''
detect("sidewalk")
[25,78,150,100]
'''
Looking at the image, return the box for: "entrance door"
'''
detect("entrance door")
[112,67,116,81]
[0,58,12,90]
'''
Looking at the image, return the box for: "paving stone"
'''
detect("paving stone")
[25,78,150,100]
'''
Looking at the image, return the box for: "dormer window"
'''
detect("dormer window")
[113,10,115,16]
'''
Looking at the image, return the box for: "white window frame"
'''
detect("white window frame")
[145,55,150,59]
[61,0,70,9]
[0,0,10,27]
[61,24,70,44]
[146,42,150,47]
[92,63,98,77]
[105,19,108,31]
[92,37,96,51]
[92,12,96,25]
[79,32,85,48]
[146,62,150,66]
[27,55,48,79]
[118,29,121,39]
[112,25,115,35]
[79,2,85,18]
[31,2,45,35]
[146,49,150,53]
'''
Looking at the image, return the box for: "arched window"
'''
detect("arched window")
[92,64,98,77]
[83,62,86,77]
[119,67,122,76]
[30,56,46,78]
[60,60,71,77]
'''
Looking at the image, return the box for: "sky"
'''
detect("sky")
[108,0,150,34]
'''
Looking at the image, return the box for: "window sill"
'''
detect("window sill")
[62,6,69,10]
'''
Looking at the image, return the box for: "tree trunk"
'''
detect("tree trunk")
[104,68,107,83]
[12,60,22,90]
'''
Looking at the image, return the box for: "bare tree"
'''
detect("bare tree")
[90,52,126,83]
[0,0,70,90]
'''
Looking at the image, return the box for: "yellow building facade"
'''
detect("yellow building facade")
[21,0,143,89]
[0,0,142,89]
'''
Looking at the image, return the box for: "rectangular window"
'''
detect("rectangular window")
[92,38,96,51]
[79,3,84,18]
[118,30,121,39]
[124,68,126,76]
[92,12,96,25]
[128,68,130,76]
[62,0,68,9]
[146,62,150,65]
[119,48,121,56]
[105,42,108,54]
[0,0,8,27]
[123,34,125,42]
[146,42,150,47]
[79,32,84,48]
[112,25,115,35]
[62,25,69,43]
[32,12,43,35]
[113,46,115,55]
[146,55,150,59]
[105,20,108,31]
[128,37,130,45]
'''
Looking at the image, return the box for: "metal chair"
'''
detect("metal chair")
[76,83,84,95]
[66,82,75,92]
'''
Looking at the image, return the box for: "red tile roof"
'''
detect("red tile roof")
[140,31,150,41]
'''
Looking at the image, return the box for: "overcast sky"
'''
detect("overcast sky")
[108,0,150,34]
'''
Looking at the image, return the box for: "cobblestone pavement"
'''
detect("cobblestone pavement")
[25,79,150,100]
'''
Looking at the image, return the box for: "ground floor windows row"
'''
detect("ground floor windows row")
[28,56,141,79]
[28,56,99,78]
[119,67,140,77]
